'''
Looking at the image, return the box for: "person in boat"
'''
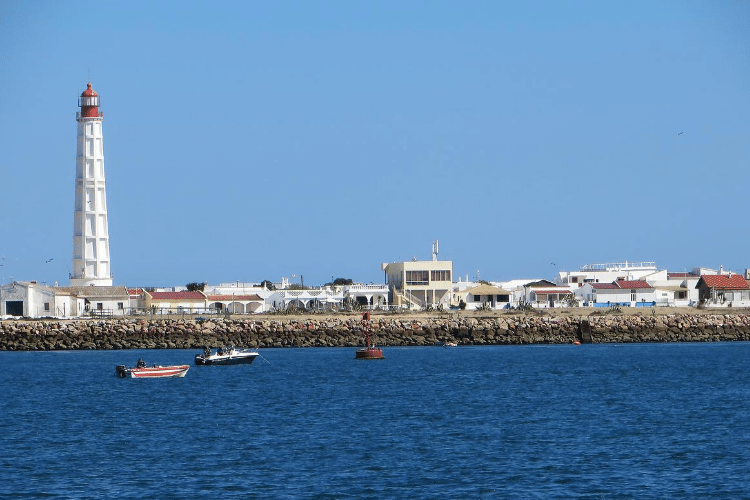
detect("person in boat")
[203,346,211,357]
[136,358,146,368]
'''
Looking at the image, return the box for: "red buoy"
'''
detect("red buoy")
[356,311,384,359]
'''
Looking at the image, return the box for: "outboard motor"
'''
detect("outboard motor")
[116,365,128,378]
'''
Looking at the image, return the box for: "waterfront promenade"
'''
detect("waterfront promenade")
[2,308,750,350]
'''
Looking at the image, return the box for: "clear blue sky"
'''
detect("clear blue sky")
[1,0,748,287]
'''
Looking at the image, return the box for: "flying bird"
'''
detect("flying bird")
[677,132,683,136]
[46,258,54,263]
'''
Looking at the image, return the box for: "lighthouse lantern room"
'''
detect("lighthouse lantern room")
[70,83,113,287]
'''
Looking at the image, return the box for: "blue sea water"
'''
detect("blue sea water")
[1,343,749,499]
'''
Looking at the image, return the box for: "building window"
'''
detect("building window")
[44,302,50,311]
[406,270,428,285]
[474,294,482,302]
[118,302,124,310]
[631,290,636,301]
[430,270,451,282]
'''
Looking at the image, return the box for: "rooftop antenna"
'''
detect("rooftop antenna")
[431,239,439,261]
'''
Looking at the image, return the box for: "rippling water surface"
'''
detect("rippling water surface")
[2,342,749,498]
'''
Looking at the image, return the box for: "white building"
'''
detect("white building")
[579,280,657,308]
[344,284,389,310]
[557,261,658,288]
[0,281,84,319]
[640,270,699,307]
[71,83,113,287]
[59,285,130,317]
[457,284,512,310]
[143,290,209,314]
[494,279,542,307]
[695,274,750,308]
[383,241,453,309]
[495,279,575,309]
[203,279,389,313]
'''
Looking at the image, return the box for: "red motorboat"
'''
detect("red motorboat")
[356,312,384,360]
[116,358,190,378]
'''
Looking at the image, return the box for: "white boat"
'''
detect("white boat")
[116,359,189,378]
[433,341,458,347]
[195,346,259,366]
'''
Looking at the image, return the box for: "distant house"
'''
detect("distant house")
[663,272,700,306]
[580,280,656,307]
[268,288,344,312]
[556,261,659,287]
[460,284,512,310]
[207,294,264,314]
[200,281,388,313]
[127,288,144,312]
[695,274,750,307]
[383,258,453,310]
[520,280,575,308]
[143,290,208,314]
[529,286,576,308]
[0,281,84,319]
[640,271,698,307]
[343,284,390,310]
[60,285,130,317]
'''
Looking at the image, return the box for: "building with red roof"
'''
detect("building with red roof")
[695,274,750,307]
[579,279,657,308]
[143,290,209,314]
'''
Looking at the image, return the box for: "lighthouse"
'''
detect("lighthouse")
[70,83,113,287]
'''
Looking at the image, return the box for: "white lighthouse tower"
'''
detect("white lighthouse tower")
[70,82,113,287]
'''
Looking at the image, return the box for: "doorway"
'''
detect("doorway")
[5,301,23,316]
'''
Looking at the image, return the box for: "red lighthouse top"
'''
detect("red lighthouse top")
[79,83,101,118]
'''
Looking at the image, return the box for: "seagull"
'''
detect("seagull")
[677,132,683,136]
[45,258,54,263]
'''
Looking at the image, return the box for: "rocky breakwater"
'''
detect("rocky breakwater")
[1,313,750,351]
